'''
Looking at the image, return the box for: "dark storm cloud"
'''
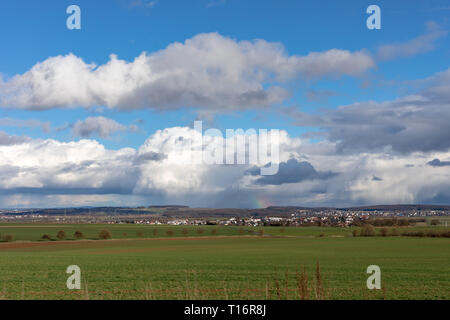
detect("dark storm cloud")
[427,158,450,167]
[423,191,450,205]
[290,68,450,154]
[134,151,167,164]
[246,159,337,185]
[0,187,134,195]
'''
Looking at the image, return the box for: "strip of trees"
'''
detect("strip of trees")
[353,224,450,238]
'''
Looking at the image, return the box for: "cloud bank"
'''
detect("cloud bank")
[0,33,374,112]
[291,68,450,154]
[0,126,449,208]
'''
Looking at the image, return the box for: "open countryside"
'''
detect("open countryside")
[0,223,449,300]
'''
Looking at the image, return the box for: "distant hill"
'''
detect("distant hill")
[339,204,450,211]
[148,205,189,209]
[267,204,450,211]
[2,204,449,217]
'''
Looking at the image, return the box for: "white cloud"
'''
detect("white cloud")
[72,116,129,138]
[0,33,374,112]
[0,126,449,208]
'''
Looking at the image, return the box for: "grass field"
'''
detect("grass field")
[0,224,449,300]
[1,223,449,241]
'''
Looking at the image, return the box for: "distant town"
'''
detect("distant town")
[1,205,449,227]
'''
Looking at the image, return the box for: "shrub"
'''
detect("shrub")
[402,231,424,237]
[430,219,440,226]
[380,228,388,237]
[426,231,438,238]
[360,224,376,237]
[441,231,450,238]
[56,230,66,240]
[181,228,189,235]
[399,230,449,238]
[211,229,217,235]
[197,229,204,235]
[166,230,174,236]
[280,228,286,234]
[415,231,425,237]
[99,229,112,240]
[152,229,158,236]
[74,231,84,239]
[136,231,144,237]
[1,234,13,242]
[352,229,359,237]
[391,229,400,236]
[41,234,51,241]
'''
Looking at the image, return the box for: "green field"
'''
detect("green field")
[0,224,449,300]
[1,223,448,241]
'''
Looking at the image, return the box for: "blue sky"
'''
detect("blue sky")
[1,0,449,148]
[0,0,449,208]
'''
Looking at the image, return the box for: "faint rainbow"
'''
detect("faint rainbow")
[253,197,271,209]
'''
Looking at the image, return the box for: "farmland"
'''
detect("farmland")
[0,224,449,300]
